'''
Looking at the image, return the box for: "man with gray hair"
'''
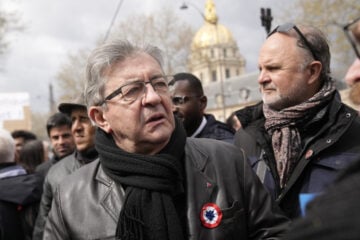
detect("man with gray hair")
[234,23,360,219]
[44,40,289,239]
[0,129,42,239]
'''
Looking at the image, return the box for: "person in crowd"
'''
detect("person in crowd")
[42,140,51,162]
[33,95,98,240]
[234,23,360,219]
[282,17,360,240]
[35,112,75,177]
[169,72,235,143]
[231,101,264,132]
[11,129,37,163]
[226,112,242,131]
[43,40,289,239]
[18,139,46,174]
[0,129,42,240]
[344,16,360,108]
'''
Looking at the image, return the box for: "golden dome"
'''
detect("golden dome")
[191,0,236,49]
[192,23,236,49]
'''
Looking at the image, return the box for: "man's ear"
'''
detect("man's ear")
[308,61,322,85]
[88,106,112,133]
[199,95,207,111]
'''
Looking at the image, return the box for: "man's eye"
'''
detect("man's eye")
[267,65,281,71]
[153,81,168,90]
[172,97,184,105]
[122,84,144,99]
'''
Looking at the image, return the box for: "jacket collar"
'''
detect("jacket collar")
[184,138,217,239]
[94,138,218,238]
[278,91,357,202]
[95,164,125,222]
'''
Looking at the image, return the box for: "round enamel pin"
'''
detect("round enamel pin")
[200,203,223,228]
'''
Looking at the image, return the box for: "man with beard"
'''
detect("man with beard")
[234,23,360,219]
[282,17,360,240]
[345,16,360,110]
[35,113,75,177]
[43,40,289,239]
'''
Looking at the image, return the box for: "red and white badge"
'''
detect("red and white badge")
[200,203,223,228]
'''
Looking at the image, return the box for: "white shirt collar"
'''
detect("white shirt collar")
[190,116,207,138]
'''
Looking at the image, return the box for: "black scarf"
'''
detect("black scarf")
[75,147,98,165]
[96,118,187,240]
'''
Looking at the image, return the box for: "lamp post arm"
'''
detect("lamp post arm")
[180,2,208,23]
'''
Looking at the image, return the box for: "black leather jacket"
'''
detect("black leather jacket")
[44,138,289,239]
[33,149,98,240]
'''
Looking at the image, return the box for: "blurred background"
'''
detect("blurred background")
[0,0,359,139]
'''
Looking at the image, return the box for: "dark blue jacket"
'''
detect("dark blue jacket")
[0,163,43,240]
[234,92,360,219]
[197,114,235,143]
[283,158,360,239]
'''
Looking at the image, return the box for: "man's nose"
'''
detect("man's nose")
[172,103,180,112]
[258,69,273,87]
[142,83,162,104]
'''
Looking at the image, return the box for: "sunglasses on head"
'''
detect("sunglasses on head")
[268,23,319,61]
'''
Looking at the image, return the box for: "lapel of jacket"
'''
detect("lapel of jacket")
[185,139,217,240]
[277,98,347,203]
[95,164,125,222]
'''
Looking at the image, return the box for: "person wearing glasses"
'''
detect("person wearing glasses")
[344,17,360,109]
[233,23,360,219]
[43,40,289,239]
[169,72,235,143]
[283,18,360,240]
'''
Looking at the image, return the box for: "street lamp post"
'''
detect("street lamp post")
[180,2,205,20]
[260,8,273,35]
[180,1,227,120]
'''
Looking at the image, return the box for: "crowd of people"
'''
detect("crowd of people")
[1,16,360,240]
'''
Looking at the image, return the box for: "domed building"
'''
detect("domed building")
[187,0,259,122]
[186,0,353,122]
[189,0,245,86]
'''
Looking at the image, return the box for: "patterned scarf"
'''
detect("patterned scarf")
[96,117,187,240]
[264,80,335,188]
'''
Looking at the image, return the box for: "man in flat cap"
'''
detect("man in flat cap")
[33,94,98,240]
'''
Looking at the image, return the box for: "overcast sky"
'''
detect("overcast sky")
[0,0,289,114]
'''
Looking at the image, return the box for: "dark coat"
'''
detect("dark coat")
[44,138,289,240]
[35,155,62,179]
[283,158,360,240]
[197,114,235,143]
[0,164,43,240]
[234,93,360,218]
